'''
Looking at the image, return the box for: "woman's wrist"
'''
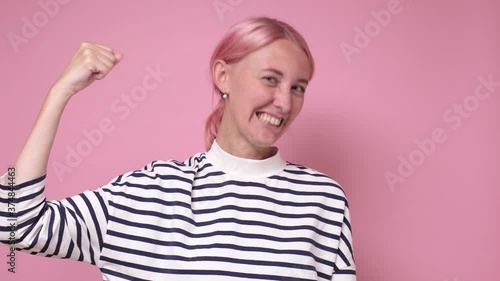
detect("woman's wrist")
[46,84,73,109]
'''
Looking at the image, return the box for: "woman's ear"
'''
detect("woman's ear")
[213,59,230,93]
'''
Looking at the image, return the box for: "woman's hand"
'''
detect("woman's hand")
[51,41,124,99]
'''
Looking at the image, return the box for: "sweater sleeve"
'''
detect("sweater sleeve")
[331,202,357,281]
[0,169,128,265]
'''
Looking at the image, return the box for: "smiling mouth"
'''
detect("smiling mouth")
[256,112,283,127]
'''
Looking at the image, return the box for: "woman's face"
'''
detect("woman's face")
[219,39,312,153]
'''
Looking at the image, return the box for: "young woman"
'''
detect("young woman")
[0,17,356,280]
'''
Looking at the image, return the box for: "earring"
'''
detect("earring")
[222,93,228,99]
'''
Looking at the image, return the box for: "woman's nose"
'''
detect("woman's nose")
[273,86,292,114]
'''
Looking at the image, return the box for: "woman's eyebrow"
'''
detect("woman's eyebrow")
[262,68,309,85]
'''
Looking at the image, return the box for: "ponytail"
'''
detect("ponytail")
[204,98,225,150]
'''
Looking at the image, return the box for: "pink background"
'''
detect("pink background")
[1,0,498,280]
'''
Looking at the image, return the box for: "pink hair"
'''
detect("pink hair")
[204,16,315,150]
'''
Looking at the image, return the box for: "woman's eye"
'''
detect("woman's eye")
[263,76,278,84]
[293,85,306,94]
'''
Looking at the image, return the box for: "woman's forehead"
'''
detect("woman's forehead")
[239,40,312,79]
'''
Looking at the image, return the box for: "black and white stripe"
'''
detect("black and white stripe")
[0,150,356,280]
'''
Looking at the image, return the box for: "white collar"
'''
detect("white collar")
[206,140,286,178]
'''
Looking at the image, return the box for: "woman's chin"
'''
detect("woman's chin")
[251,133,280,148]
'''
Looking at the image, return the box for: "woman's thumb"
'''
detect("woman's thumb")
[114,52,124,63]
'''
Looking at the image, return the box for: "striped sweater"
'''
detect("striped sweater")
[0,141,356,280]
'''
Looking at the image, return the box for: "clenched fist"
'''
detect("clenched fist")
[51,42,123,98]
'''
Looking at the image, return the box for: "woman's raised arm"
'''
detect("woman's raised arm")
[12,42,123,185]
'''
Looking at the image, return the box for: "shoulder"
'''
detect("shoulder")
[283,161,342,187]
[281,161,349,201]
[147,152,207,172]
[108,152,209,186]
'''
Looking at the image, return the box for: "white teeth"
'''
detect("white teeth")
[258,113,282,126]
